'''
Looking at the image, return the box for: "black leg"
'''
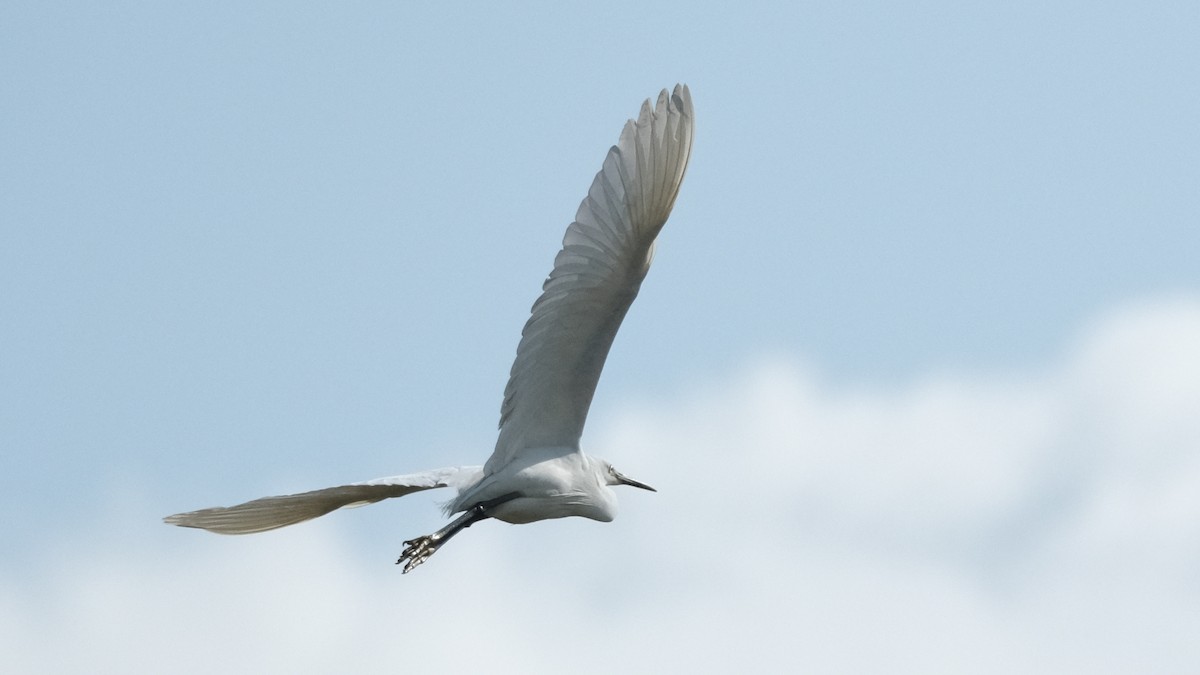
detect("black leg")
[396,493,520,573]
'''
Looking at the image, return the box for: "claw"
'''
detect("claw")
[396,535,439,573]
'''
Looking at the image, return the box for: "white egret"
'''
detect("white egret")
[165,84,695,573]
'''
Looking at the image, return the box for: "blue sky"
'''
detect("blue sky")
[3,2,1199,673]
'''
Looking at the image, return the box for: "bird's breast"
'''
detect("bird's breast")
[489,491,615,524]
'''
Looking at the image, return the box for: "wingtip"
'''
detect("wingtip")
[163,511,205,530]
[163,512,211,532]
[672,83,693,118]
[648,84,692,115]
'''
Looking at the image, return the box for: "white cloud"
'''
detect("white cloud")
[4,296,1199,674]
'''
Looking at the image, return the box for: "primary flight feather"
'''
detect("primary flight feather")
[165,84,695,573]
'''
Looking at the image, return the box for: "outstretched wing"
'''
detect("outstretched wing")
[485,85,694,474]
[163,466,481,534]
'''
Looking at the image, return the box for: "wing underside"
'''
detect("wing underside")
[163,467,479,534]
[485,85,694,473]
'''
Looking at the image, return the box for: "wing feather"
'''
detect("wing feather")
[485,85,694,473]
[163,466,480,534]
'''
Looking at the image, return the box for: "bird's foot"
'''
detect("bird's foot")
[396,534,439,574]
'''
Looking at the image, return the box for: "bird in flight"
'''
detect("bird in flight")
[165,84,695,573]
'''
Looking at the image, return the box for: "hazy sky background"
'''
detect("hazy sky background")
[3,2,1198,673]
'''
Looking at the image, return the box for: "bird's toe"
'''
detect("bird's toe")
[397,535,438,573]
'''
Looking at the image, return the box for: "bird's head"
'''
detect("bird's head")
[603,463,656,492]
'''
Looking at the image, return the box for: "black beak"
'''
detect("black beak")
[613,469,656,492]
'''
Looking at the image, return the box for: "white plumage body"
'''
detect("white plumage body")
[452,449,618,525]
